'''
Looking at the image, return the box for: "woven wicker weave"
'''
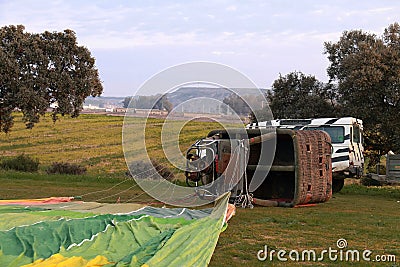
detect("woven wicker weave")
[292,129,332,205]
[250,128,332,207]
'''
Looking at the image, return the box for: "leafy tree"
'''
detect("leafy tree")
[0,25,103,133]
[266,71,336,119]
[222,93,251,116]
[161,97,173,113]
[324,23,400,163]
[122,96,132,108]
[123,94,173,113]
[153,94,173,113]
[136,95,158,109]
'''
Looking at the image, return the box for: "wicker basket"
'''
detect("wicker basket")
[206,128,333,207]
[291,129,332,205]
[250,128,332,207]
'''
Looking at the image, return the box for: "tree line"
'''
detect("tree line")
[122,94,173,113]
[1,23,399,164]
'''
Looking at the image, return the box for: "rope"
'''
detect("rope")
[122,169,174,203]
[228,145,242,189]
[59,164,173,210]
[233,139,254,209]
[69,139,256,208]
[79,163,170,198]
[191,144,243,202]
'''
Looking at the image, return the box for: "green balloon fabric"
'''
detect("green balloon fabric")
[0,193,231,267]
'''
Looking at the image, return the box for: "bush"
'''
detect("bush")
[127,159,174,181]
[367,164,386,175]
[0,154,39,172]
[46,162,87,175]
[360,176,384,186]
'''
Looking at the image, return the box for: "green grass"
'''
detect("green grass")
[1,113,399,266]
[1,113,127,175]
[211,188,399,266]
[1,113,225,178]
[0,170,151,203]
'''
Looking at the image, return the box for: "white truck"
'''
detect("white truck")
[247,117,364,192]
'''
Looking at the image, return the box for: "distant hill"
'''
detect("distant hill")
[167,87,268,113]
[85,87,269,113]
[168,87,227,106]
[168,87,267,106]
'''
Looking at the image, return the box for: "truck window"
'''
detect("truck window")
[353,125,360,143]
[303,126,345,143]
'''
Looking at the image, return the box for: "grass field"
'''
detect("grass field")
[0,113,225,177]
[1,113,399,266]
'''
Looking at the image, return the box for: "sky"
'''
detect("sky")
[0,0,399,96]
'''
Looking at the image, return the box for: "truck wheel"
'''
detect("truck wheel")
[332,179,344,193]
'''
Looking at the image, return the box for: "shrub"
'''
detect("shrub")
[367,164,386,175]
[127,159,174,181]
[46,162,87,175]
[360,176,383,186]
[0,154,39,172]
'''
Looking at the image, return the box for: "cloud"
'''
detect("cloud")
[212,51,236,56]
[226,5,237,11]
[2,0,400,96]
[2,1,398,50]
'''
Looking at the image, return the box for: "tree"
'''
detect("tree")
[324,23,400,163]
[222,93,251,116]
[153,94,173,113]
[122,96,132,108]
[0,25,103,133]
[123,94,173,113]
[161,97,173,113]
[267,71,336,119]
